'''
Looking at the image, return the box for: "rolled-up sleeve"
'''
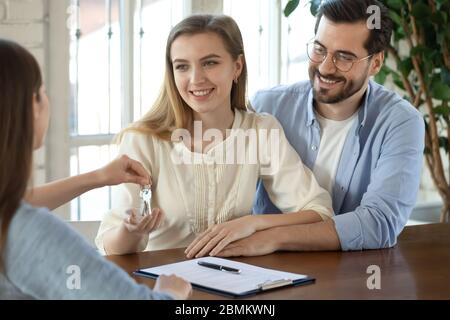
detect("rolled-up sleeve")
[334,114,425,250]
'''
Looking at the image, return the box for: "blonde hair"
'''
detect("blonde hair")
[120,14,248,141]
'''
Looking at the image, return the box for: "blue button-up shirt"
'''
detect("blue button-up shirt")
[252,80,425,251]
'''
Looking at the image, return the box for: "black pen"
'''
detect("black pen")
[197,261,241,274]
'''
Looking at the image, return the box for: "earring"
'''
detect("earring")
[234,77,239,84]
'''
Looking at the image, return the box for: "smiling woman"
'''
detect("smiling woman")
[170,32,244,148]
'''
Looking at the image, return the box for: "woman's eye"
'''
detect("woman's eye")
[203,60,218,67]
[175,64,188,71]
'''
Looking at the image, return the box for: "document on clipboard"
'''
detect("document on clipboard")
[134,257,314,298]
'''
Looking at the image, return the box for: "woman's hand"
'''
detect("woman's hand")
[185,215,258,258]
[122,208,164,237]
[154,274,192,300]
[96,155,151,187]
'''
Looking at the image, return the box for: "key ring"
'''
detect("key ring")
[139,184,152,216]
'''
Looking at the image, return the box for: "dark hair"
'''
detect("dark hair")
[314,0,393,54]
[0,39,42,267]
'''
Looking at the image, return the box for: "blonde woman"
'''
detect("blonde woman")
[96,14,333,257]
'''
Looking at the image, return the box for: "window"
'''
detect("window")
[68,0,184,220]
[223,0,315,96]
[280,0,316,84]
[223,0,275,98]
[134,0,185,120]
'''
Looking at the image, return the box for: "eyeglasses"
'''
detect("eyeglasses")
[306,42,373,72]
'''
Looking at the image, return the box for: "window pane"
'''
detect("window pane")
[70,144,118,221]
[134,0,184,120]
[281,0,315,84]
[70,0,122,135]
[224,0,271,98]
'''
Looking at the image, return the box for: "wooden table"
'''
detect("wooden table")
[107,223,450,299]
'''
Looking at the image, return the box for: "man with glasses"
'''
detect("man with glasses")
[217,0,425,256]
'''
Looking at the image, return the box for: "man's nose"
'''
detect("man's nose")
[318,53,337,75]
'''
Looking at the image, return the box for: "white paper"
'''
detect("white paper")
[139,257,308,295]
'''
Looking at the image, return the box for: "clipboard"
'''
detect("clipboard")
[134,257,315,298]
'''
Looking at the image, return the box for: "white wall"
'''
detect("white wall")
[0,0,49,185]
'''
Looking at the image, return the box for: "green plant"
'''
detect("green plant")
[284,0,450,222]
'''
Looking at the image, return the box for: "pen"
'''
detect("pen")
[197,261,241,274]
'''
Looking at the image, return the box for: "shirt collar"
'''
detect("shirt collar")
[358,80,372,127]
[306,89,316,127]
[307,80,373,132]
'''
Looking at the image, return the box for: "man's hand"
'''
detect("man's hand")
[215,228,279,257]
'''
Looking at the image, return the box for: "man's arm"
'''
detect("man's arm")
[220,112,425,256]
[333,114,425,251]
[217,219,340,257]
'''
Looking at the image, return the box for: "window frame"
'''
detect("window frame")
[47,0,287,221]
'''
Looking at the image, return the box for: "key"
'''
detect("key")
[139,185,152,216]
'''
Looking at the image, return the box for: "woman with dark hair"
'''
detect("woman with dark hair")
[0,39,191,299]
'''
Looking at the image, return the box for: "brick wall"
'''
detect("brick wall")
[0,0,48,184]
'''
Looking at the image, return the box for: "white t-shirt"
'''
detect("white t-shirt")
[313,111,358,196]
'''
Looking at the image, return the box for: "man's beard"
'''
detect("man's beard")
[309,66,368,104]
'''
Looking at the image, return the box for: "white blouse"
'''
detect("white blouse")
[95,110,333,253]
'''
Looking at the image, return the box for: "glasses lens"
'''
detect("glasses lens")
[333,53,354,72]
[334,59,353,72]
[307,43,326,63]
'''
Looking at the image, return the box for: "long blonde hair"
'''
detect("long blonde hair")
[121,14,248,141]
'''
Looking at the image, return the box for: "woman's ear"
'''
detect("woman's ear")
[234,54,244,79]
[32,92,41,120]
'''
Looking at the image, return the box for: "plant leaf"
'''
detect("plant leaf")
[398,58,413,78]
[439,137,449,154]
[433,105,450,116]
[284,0,300,17]
[411,2,432,20]
[441,68,450,85]
[374,65,390,85]
[386,0,403,11]
[431,82,450,100]
[388,11,402,26]
[310,0,322,16]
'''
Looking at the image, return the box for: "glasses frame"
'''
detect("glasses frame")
[306,41,373,73]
